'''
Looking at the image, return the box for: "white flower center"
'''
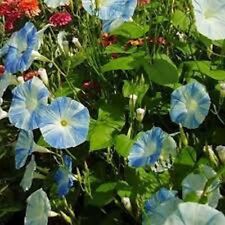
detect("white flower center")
[26,98,38,111]
[144,142,157,156]
[186,99,198,112]
[204,9,216,20]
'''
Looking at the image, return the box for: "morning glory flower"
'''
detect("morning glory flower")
[0,72,17,98]
[25,188,51,225]
[54,155,75,197]
[37,97,90,149]
[0,22,38,73]
[128,127,165,167]
[153,202,225,225]
[145,188,177,215]
[8,77,49,131]
[192,0,225,40]
[143,189,182,225]
[182,165,220,208]
[82,0,137,21]
[170,81,210,129]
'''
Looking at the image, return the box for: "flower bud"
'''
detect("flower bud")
[136,108,145,122]
[72,37,82,49]
[203,145,219,166]
[129,94,137,110]
[17,76,25,84]
[219,82,225,97]
[38,68,49,86]
[216,145,225,164]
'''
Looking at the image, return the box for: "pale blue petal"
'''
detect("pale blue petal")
[15,130,34,169]
[192,0,225,40]
[128,127,165,167]
[1,22,38,73]
[170,82,210,129]
[8,77,49,131]
[162,202,225,225]
[82,0,137,20]
[25,188,51,225]
[38,97,90,149]
[20,156,36,191]
[0,72,11,98]
[145,188,177,214]
[54,155,74,197]
[182,165,220,208]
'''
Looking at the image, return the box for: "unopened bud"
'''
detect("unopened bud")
[203,145,219,166]
[216,145,225,164]
[179,124,188,146]
[219,82,225,97]
[0,108,7,120]
[72,37,82,49]
[38,68,49,86]
[17,76,24,84]
[129,94,137,110]
[136,108,145,122]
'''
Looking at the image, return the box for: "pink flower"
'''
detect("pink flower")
[49,11,72,27]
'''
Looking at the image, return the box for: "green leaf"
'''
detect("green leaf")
[105,44,137,54]
[114,134,133,157]
[172,10,192,31]
[186,61,225,80]
[101,56,136,73]
[143,55,179,85]
[111,22,148,39]
[96,182,118,193]
[89,99,125,151]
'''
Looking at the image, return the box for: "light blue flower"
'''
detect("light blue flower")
[8,77,49,131]
[25,188,51,225]
[82,0,137,21]
[182,165,221,208]
[37,97,90,149]
[170,81,210,129]
[153,202,225,225]
[0,22,38,73]
[128,127,167,167]
[54,155,74,197]
[103,17,132,32]
[15,130,34,169]
[145,188,177,215]
[0,72,15,98]
[192,0,225,40]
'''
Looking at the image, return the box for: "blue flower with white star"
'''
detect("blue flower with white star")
[15,130,34,169]
[128,127,165,167]
[170,81,211,129]
[54,155,74,197]
[8,77,49,131]
[145,188,177,215]
[0,22,38,73]
[82,0,137,21]
[37,97,90,149]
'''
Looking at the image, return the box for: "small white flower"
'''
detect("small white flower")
[38,68,49,86]
[136,108,145,122]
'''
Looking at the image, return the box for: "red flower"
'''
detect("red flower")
[101,33,117,47]
[22,70,39,81]
[0,65,5,76]
[18,0,40,17]
[138,0,150,7]
[49,11,72,27]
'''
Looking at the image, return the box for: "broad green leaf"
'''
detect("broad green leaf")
[89,99,125,151]
[114,134,133,157]
[172,10,192,31]
[25,189,51,225]
[101,56,136,73]
[20,156,36,192]
[186,61,225,80]
[111,22,148,39]
[96,182,118,193]
[143,55,179,85]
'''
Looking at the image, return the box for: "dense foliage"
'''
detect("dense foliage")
[1,0,225,224]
